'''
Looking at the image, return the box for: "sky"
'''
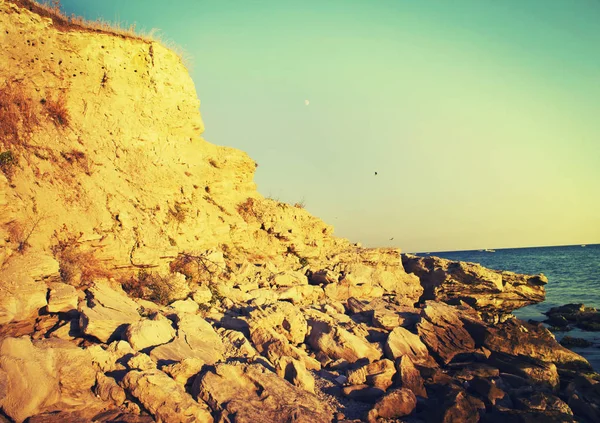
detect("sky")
[56,0,600,252]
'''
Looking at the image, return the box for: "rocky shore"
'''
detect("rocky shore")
[1,1,600,422]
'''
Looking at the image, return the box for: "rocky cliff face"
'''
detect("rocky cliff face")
[1,2,598,423]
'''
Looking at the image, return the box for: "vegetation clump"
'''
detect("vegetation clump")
[51,232,112,286]
[44,95,70,127]
[0,151,17,178]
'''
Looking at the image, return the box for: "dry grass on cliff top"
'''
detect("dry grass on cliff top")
[8,0,191,65]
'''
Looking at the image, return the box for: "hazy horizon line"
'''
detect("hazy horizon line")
[408,242,599,254]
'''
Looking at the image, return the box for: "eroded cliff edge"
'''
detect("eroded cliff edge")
[1,2,598,422]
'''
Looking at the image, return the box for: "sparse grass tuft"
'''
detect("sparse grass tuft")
[293,199,306,209]
[122,270,186,305]
[51,233,112,286]
[168,201,187,223]
[0,151,17,178]
[0,82,39,147]
[44,95,70,127]
[237,197,257,222]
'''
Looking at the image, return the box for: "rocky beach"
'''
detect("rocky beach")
[1,1,599,422]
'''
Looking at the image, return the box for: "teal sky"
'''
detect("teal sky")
[57,0,600,252]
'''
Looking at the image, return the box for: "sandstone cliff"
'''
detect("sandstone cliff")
[1,2,598,423]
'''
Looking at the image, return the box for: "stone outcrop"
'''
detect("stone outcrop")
[0,336,103,423]
[121,369,213,423]
[1,2,599,423]
[79,281,141,343]
[403,254,547,317]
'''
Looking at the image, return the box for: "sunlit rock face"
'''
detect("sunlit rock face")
[0,2,597,423]
[402,254,547,318]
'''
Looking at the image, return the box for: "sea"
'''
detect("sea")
[418,244,600,371]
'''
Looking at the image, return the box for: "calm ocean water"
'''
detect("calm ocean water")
[419,244,600,370]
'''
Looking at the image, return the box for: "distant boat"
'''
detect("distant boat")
[582,244,587,247]
[484,249,496,253]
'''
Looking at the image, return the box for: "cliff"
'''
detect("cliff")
[1,2,598,423]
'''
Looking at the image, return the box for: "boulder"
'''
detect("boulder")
[307,315,382,364]
[46,282,79,313]
[79,281,140,343]
[248,301,307,345]
[483,320,591,371]
[367,388,417,422]
[347,359,396,391]
[0,253,57,325]
[397,355,427,397]
[163,357,205,385]
[94,373,126,406]
[124,313,176,351]
[192,363,333,423]
[276,356,315,393]
[384,326,435,367]
[417,302,475,364]
[150,314,224,364]
[120,369,213,423]
[169,298,199,314]
[342,385,385,403]
[0,337,103,423]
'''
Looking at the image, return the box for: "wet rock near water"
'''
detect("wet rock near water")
[545,303,600,332]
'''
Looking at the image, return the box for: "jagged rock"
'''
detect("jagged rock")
[193,363,333,423]
[483,320,591,370]
[367,388,417,422]
[513,392,573,415]
[192,286,213,305]
[402,254,547,316]
[277,284,323,305]
[150,314,224,364]
[544,303,600,332]
[435,387,483,423]
[169,298,200,314]
[0,337,104,423]
[46,282,79,313]
[468,377,509,406]
[324,282,385,302]
[307,313,382,364]
[121,369,213,423]
[219,328,257,359]
[342,385,385,403]
[417,301,476,364]
[88,340,136,372]
[276,356,316,393]
[250,325,320,370]
[347,359,396,391]
[489,354,560,391]
[397,355,427,397]
[79,281,141,343]
[127,353,156,370]
[248,301,307,345]
[124,313,176,351]
[271,270,308,287]
[0,253,53,325]
[94,373,126,406]
[163,357,205,385]
[384,326,435,367]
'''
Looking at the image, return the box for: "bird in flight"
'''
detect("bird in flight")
[374,171,378,176]
[389,237,394,241]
